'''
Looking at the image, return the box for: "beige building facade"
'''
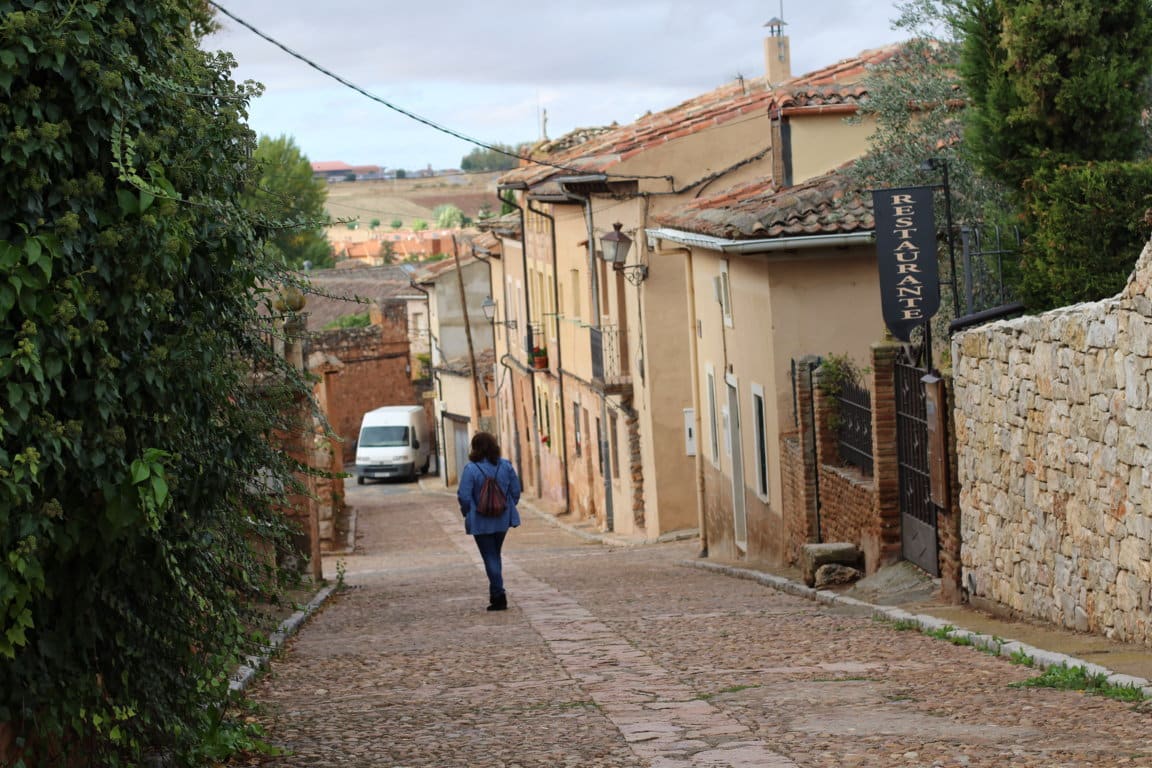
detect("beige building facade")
[488,39,900,541]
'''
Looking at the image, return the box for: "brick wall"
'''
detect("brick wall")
[777,343,957,584]
[780,432,811,566]
[869,344,906,573]
[812,372,877,553]
[780,356,821,565]
[310,302,415,452]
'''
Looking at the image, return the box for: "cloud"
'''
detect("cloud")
[204,0,905,168]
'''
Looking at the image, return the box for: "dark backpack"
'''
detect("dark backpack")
[475,463,506,518]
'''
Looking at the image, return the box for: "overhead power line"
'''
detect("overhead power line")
[207,1,675,184]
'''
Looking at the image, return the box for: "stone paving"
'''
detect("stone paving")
[232,483,1152,767]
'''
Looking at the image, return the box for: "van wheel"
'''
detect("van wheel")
[421,457,430,474]
[408,465,418,483]
[356,476,365,486]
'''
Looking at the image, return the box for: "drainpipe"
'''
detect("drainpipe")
[497,182,541,500]
[563,187,615,531]
[680,246,708,557]
[527,197,571,515]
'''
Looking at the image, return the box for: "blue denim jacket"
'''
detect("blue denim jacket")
[457,458,522,535]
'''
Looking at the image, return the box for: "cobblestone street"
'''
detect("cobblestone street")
[235,484,1152,767]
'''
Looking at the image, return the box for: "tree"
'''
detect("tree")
[369,218,381,229]
[412,219,429,232]
[395,168,407,179]
[850,1,1009,226]
[959,0,1152,192]
[434,204,465,229]
[957,0,1152,309]
[245,134,334,269]
[0,0,311,761]
[390,218,403,229]
[460,143,522,172]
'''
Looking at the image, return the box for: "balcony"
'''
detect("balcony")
[590,325,631,395]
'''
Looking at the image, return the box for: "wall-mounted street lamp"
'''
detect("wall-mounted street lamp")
[480,295,517,330]
[599,222,648,286]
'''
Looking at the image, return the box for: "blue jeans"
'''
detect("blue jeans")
[473,531,507,600]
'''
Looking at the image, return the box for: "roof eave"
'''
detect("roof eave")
[646,227,875,254]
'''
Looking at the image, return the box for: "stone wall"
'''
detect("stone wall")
[953,242,1152,645]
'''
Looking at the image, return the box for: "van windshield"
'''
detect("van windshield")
[360,426,410,448]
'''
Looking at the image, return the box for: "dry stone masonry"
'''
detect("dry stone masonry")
[953,241,1152,645]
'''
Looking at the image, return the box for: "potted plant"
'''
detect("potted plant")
[531,346,549,369]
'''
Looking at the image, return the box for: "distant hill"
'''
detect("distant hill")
[324,171,504,229]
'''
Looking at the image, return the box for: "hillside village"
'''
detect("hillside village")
[290,21,1152,650]
[6,2,1152,764]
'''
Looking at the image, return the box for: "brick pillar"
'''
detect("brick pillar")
[283,313,323,582]
[870,343,903,569]
[810,368,840,473]
[794,355,821,553]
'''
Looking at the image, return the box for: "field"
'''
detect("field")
[323,170,505,229]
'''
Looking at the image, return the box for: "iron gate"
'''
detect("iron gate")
[894,345,939,576]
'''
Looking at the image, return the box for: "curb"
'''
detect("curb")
[230,584,338,694]
[683,559,1152,699]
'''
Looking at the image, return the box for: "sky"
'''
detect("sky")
[203,0,911,172]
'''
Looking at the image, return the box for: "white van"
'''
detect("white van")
[354,405,431,484]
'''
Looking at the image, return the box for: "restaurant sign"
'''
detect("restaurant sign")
[871,186,940,342]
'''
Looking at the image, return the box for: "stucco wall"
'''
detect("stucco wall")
[953,242,1152,644]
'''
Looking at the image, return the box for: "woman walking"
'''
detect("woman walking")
[457,431,522,611]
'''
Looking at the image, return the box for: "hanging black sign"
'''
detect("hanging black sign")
[871,186,941,342]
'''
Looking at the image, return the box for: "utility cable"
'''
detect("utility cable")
[208,1,675,185]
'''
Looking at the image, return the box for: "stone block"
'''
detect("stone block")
[814,563,863,588]
[800,542,863,587]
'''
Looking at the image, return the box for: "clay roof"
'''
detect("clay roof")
[341,240,383,259]
[413,251,480,283]
[300,265,419,331]
[652,162,873,241]
[476,211,522,239]
[311,161,381,173]
[471,231,501,256]
[499,43,903,189]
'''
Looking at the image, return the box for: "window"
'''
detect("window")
[573,401,582,456]
[706,366,719,466]
[570,268,582,323]
[609,412,620,480]
[719,260,733,327]
[752,383,769,500]
[583,408,591,466]
[596,416,603,475]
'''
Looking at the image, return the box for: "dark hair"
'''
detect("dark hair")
[468,431,501,464]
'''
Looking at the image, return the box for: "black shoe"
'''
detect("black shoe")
[487,594,508,611]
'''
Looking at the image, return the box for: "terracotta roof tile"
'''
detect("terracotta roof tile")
[299,265,418,331]
[652,162,873,240]
[500,42,904,189]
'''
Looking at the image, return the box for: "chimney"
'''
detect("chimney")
[764,17,791,83]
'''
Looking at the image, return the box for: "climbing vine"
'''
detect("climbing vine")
[0,0,314,763]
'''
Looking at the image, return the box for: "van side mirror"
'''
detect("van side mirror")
[412,438,420,450]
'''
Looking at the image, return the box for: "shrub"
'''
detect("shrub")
[1020,161,1152,310]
